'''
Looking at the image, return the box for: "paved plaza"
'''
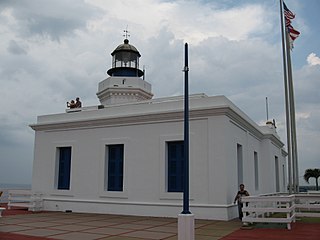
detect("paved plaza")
[0,210,242,240]
[1,207,320,240]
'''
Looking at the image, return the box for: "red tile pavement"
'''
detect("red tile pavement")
[1,203,51,240]
[0,232,53,240]
[2,223,320,240]
[1,203,320,240]
[0,203,34,216]
[221,222,320,240]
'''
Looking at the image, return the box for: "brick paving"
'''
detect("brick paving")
[221,222,320,240]
[1,204,319,240]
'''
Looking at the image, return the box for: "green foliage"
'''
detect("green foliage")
[303,168,320,191]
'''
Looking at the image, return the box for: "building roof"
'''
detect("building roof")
[30,94,284,148]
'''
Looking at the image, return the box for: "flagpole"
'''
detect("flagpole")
[285,29,299,193]
[280,0,292,194]
[285,30,297,193]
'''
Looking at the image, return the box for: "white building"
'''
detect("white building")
[30,39,287,220]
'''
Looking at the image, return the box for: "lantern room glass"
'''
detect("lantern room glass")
[112,51,139,69]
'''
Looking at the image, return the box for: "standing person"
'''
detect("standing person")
[234,183,249,220]
[75,97,82,108]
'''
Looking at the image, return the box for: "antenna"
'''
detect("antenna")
[266,97,269,121]
[123,25,130,39]
[143,65,145,80]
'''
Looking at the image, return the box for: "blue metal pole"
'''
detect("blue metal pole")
[182,43,191,214]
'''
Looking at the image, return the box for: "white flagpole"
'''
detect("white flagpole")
[285,29,299,193]
[280,0,292,194]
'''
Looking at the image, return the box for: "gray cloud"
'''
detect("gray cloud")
[7,40,27,55]
[141,27,184,98]
[1,0,102,41]
[295,65,320,105]
[0,143,33,184]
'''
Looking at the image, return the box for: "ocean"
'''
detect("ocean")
[0,183,31,203]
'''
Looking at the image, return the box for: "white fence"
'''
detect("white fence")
[295,193,320,218]
[7,190,42,212]
[242,193,320,230]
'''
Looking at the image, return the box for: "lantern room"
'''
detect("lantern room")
[107,39,144,77]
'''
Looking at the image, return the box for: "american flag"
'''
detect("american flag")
[283,2,300,49]
[284,2,295,19]
[285,18,291,27]
[287,25,300,41]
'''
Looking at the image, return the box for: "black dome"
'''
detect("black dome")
[111,39,141,57]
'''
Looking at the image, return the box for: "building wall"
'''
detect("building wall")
[31,96,286,220]
[33,118,225,217]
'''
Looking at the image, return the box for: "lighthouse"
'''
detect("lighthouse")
[30,35,287,221]
[97,38,153,105]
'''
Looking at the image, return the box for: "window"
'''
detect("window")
[106,144,124,191]
[254,151,259,191]
[275,156,280,192]
[57,147,72,190]
[237,144,243,186]
[282,164,286,190]
[167,141,184,192]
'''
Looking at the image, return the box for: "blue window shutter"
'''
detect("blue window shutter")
[58,147,71,190]
[108,144,124,191]
[168,141,184,192]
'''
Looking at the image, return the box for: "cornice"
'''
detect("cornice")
[30,105,283,146]
[30,106,229,131]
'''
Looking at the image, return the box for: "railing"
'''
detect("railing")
[295,193,320,217]
[241,193,320,230]
[0,189,9,203]
[0,191,5,217]
[8,190,43,212]
[242,194,295,230]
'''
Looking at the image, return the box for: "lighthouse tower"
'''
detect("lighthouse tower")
[97,38,153,105]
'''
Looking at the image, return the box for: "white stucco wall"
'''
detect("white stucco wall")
[31,94,286,220]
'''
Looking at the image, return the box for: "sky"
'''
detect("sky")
[0,0,319,187]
